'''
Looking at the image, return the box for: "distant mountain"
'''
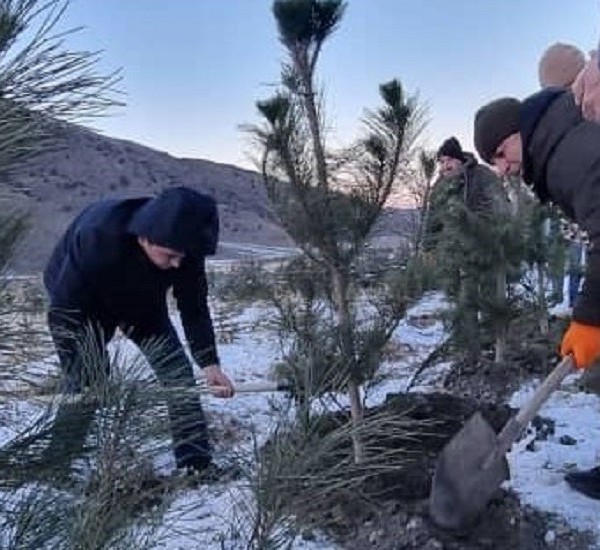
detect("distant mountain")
[3,122,293,273]
[3,122,417,274]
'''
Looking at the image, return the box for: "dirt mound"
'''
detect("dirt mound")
[301,393,594,549]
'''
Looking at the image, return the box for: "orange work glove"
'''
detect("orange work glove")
[560,321,600,369]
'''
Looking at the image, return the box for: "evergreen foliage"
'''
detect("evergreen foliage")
[426,165,520,363]
[429,172,570,363]
[247,0,426,462]
[0,0,121,174]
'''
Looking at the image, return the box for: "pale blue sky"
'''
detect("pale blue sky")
[58,0,598,169]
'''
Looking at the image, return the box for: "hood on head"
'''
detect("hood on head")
[128,186,219,258]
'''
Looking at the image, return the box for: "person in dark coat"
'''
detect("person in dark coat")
[424,136,507,252]
[474,87,600,500]
[422,137,510,363]
[42,186,234,475]
[538,42,587,309]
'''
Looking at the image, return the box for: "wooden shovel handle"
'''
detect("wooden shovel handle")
[4,380,293,404]
[496,355,575,453]
[210,381,292,394]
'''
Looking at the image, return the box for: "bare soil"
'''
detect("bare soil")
[296,314,596,549]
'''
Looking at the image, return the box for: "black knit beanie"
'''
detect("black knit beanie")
[473,97,521,164]
[436,136,465,162]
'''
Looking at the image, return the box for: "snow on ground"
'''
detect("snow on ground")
[154,293,451,548]
[140,292,449,548]
[508,377,600,540]
[364,292,449,406]
[0,292,449,548]
[4,290,600,547]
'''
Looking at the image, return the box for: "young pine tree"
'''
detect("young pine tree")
[246,0,425,463]
[432,166,521,364]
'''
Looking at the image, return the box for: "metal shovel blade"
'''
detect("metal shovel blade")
[429,356,574,530]
[429,411,509,529]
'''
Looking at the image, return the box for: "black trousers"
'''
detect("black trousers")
[44,309,211,472]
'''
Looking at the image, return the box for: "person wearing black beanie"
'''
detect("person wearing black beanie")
[424,136,507,252]
[437,136,464,160]
[473,98,521,166]
[474,87,600,499]
[436,136,468,179]
[39,186,234,480]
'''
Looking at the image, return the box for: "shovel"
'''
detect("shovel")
[2,380,293,404]
[429,355,575,530]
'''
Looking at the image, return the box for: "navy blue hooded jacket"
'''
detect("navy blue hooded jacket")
[44,187,220,367]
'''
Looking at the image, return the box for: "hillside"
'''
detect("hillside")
[2,122,416,274]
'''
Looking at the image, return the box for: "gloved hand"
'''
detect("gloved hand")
[560,321,600,369]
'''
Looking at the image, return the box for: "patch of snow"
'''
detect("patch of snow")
[508,380,600,541]
[11,290,600,547]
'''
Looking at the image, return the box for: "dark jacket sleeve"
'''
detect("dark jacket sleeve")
[172,258,219,367]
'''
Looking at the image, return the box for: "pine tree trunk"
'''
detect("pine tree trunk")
[347,379,364,463]
[415,207,427,258]
[331,267,364,464]
[536,262,549,335]
[494,269,507,363]
[458,272,480,364]
[297,61,328,189]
